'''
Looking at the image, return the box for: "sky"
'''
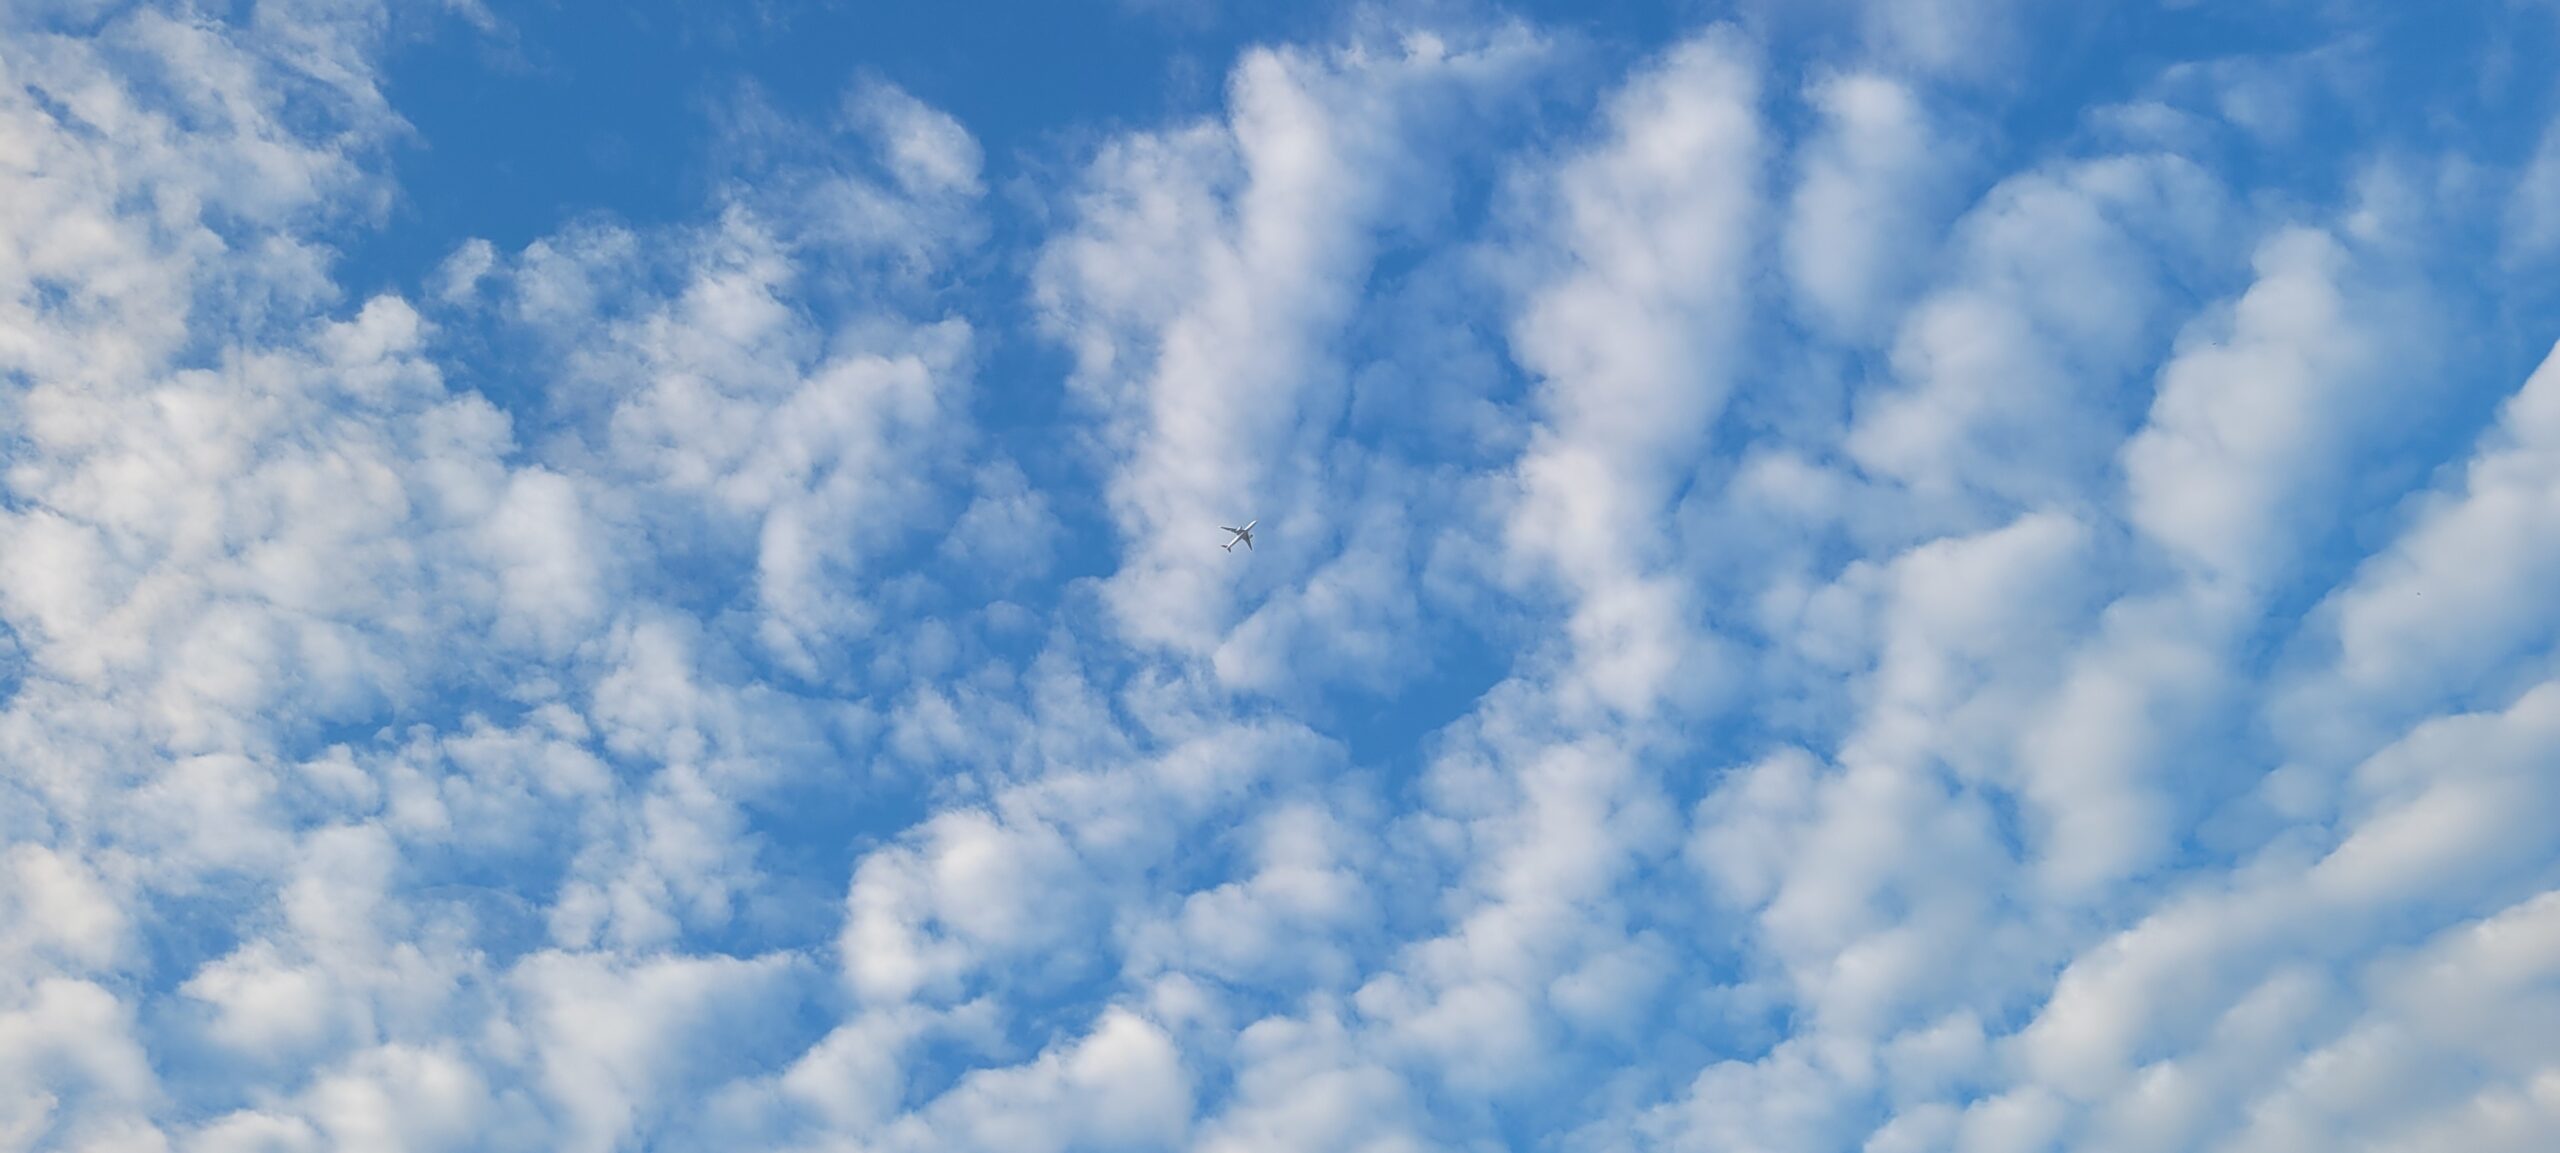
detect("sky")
[4,0,2560,1150]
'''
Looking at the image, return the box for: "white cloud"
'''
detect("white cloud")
[846,79,985,199]
[1503,27,1761,720]
[511,949,803,1153]
[1129,802,1373,987]
[473,466,611,658]
[2005,221,2438,896]
[2309,682,2560,916]
[0,290,503,753]
[1630,1042,1865,1153]
[1857,0,2022,79]
[432,238,498,305]
[1958,1086,2068,1153]
[1192,1008,1432,1153]
[0,14,638,1145]
[1984,679,2560,1149]
[1210,501,1427,699]
[0,979,160,1151]
[2123,227,2430,593]
[501,201,975,677]
[0,846,126,971]
[939,461,1059,583]
[1165,33,1784,1131]
[842,699,1340,1006]
[843,805,1087,1003]
[1714,516,2083,1028]
[0,8,977,1149]
[2204,886,2560,1152]
[296,1043,494,1153]
[1784,71,1960,337]
[767,1007,931,1136]
[880,1007,1193,1153]
[1034,22,1550,662]
[1606,33,2549,1152]
[2506,114,2560,260]
[1847,153,2231,514]
[2274,339,2560,772]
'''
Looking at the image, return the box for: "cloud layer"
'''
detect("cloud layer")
[2,1,2557,1150]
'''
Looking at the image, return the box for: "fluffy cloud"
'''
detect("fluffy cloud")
[1846,151,2230,515]
[2274,339,2560,772]
[2509,115,2560,261]
[1502,27,1761,720]
[1783,71,1962,337]
[1034,22,1549,666]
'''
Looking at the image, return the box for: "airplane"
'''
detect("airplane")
[1220,519,1256,552]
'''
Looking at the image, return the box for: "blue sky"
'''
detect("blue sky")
[6,0,2560,1150]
